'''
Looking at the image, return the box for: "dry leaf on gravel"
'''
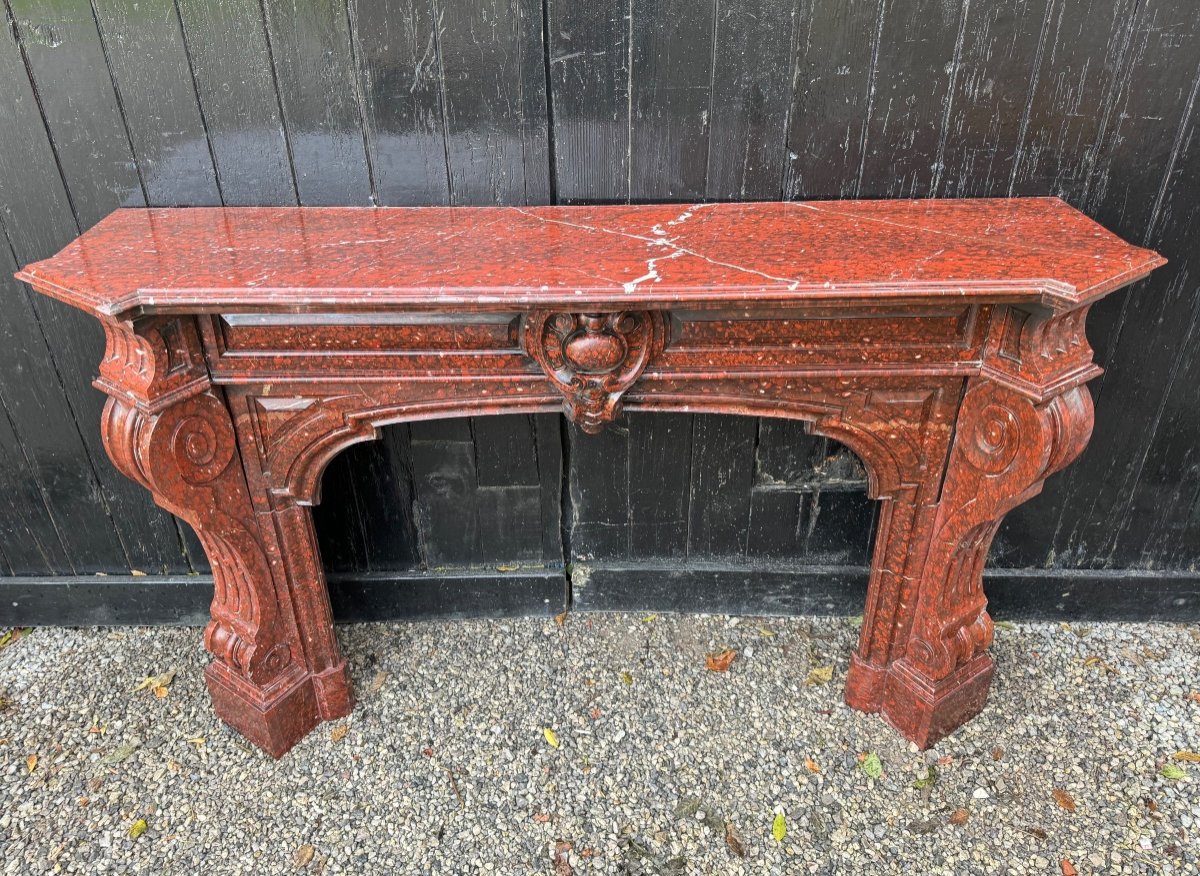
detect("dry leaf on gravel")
[99,741,140,765]
[1171,750,1200,762]
[705,649,737,672]
[805,666,833,685]
[294,844,315,869]
[1052,788,1076,812]
[329,724,348,743]
[949,808,970,826]
[804,757,820,773]
[368,671,387,694]
[553,841,572,875]
[133,671,175,693]
[25,754,36,774]
[1060,859,1077,876]
[724,822,745,858]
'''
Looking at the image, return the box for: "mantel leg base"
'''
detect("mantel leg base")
[876,654,994,749]
[205,664,322,758]
[844,653,888,713]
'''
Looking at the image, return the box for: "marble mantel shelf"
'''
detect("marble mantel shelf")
[18,198,1164,756]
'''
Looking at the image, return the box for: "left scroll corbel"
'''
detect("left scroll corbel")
[95,316,350,756]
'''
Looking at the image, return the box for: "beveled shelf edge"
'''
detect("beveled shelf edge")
[14,271,1163,323]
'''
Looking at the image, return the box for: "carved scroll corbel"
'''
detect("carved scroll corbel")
[903,379,1094,681]
[521,310,667,432]
[96,316,298,690]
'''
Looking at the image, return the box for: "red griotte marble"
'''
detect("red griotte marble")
[17,199,1164,755]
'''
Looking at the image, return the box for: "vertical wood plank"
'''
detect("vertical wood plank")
[1007,0,1140,203]
[1000,0,1200,570]
[259,0,373,206]
[705,0,798,199]
[533,413,564,564]
[686,414,756,558]
[6,0,146,217]
[856,0,967,198]
[934,0,1053,198]
[0,240,73,574]
[0,8,190,573]
[628,0,714,200]
[91,0,222,206]
[437,0,551,205]
[628,413,692,558]
[348,0,451,206]
[565,420,629,560]
[175,0,297,205]
[782,0,885,199]
[545,0,629,202]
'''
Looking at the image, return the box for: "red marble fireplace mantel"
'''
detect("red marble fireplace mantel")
[17,199,1164,756]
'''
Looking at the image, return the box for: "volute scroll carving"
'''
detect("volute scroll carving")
[902,380,1095,682]
[96,317,299,692]
[522,310,667,433]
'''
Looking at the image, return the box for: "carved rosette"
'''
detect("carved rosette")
[903,380,1094,680]
[522,310,667,433]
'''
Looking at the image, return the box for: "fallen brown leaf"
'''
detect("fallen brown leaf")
[532,813,551,823]
[329,723,348,743]
[1082,655,1117,674]
[1171,750,1200,763]
[1060,859,1077,876]
[152,686,169,699]
[553,840,572,876]
[949,808,969,826]
[991,746,1004,761]
[705,649,737,672]
[803,757,820,774]
[133,671,175,693]
[724,821,746,858]
[589,707,601,720]
[554,612,567,626]
[368,671,387,694]
[1051,788,1076,812]
[1021,825,1049,840]
[804,666,833,685]
[1188,691,1200,703]
[295,844,315,869]
[937,755,955,767]
[25,753,37,774]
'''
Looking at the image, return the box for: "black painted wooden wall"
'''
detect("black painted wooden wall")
[1,0,1198,621]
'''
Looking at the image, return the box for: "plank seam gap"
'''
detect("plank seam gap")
[254,0,301,206]
[341,0,380,206]
[540,0,558,204]
[170,0,225,206]
[853,0,887,198]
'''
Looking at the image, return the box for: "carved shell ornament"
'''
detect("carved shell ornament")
[522,310,667,433]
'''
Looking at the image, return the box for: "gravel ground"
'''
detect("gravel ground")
[0,615,1197,875]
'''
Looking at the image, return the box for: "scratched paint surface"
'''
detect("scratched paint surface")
[1,0,1198,607]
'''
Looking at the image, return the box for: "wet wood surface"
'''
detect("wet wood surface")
[0,0,1198,622]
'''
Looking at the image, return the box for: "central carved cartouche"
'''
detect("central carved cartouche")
[522,310,667,433]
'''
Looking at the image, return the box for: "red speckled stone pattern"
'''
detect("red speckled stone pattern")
[17,199,1164,756]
